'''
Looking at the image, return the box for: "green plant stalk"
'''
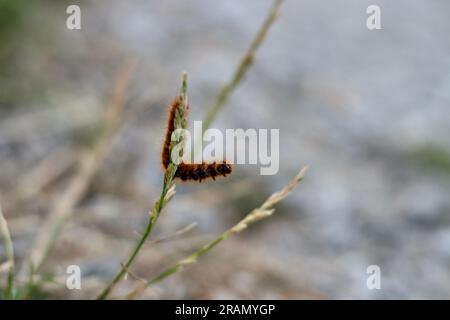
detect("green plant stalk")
[202,0,283,132]
[0,203,15,299]
[97,74,188,300]
[126,166,308,299]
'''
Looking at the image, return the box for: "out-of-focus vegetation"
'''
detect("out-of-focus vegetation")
[415,145,450,175]
[0,0,59,110]
[0,0,29,109]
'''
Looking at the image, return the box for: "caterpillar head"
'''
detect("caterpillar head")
[216,163,232,176]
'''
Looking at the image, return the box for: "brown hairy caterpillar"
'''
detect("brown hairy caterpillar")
[161,97,232,182]
[176,161,232,182]
[161,97,180,169]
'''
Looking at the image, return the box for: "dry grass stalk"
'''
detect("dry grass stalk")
[125,166,308,299]
[22,60,136,280]
[0,201,15,299]
[202,0,283,131]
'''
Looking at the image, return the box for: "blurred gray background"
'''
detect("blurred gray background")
[1,0,450,299]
